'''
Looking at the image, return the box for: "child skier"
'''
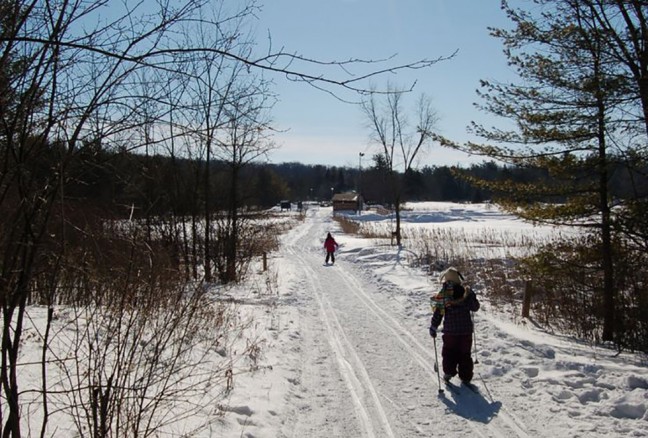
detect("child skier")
[429,267,480,384]
[323,232,339,265]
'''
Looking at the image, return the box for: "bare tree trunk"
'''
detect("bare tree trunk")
[361,88,438,249]
[39,307,54,438]
[596,94,616,342]
[225,163,242,283]
[204,150,212,283]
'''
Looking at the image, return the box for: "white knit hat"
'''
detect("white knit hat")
[439,267,463,284]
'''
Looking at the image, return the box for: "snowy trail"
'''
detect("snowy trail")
[219,203,648,438]
[294,251,396,437]
[278,207,527,437]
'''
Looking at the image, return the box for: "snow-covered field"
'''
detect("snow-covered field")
[13,202,648,437]
[217,202,648,437]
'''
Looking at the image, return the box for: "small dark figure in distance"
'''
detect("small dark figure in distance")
[429,267,480,384]
[323,232,339,265]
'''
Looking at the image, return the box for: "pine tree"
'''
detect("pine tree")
[436,0,644,343]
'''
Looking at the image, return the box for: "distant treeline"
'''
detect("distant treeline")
[266,155,647,207]
[59,148,646,216]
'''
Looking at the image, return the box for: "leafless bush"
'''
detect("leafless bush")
[47,281,238,437]
[6,209,263,437]
[26,217,179,308]
[210,212,284,283]
[469,259,524,306]
[518,236,648,351]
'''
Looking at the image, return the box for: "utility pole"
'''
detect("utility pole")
[358,152,364,215]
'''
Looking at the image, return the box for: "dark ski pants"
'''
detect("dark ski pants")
[441,333,474,382]
[325,251,335,264]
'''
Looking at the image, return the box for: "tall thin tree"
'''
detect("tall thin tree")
[362,86,438,246]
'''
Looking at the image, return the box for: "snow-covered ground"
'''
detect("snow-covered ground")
[216,203,648,437]
[12,202,648,437]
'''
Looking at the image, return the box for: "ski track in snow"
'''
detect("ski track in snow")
[215,203,648,438]
[279,207,530,437]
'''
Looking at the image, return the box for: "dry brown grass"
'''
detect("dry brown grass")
[336,214,547,311]
[333,215,361,235]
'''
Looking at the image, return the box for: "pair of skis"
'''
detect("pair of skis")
[443,379,480,396]
[434,361,479,396]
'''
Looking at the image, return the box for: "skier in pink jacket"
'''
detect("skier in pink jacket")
[324,232,339,265]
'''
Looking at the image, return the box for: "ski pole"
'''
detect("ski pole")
[433,337,444,394]
[471,311,479,365]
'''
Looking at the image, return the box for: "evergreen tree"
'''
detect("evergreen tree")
[403,168,425,200]
[435,0,645,343]
[252,167,289,207]
[582,1,648,254]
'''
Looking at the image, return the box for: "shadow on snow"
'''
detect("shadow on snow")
[439,387,502,424]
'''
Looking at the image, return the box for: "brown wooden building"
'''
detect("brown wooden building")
[332,192,363,213]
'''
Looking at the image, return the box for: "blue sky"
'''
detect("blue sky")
[254,0,517,169]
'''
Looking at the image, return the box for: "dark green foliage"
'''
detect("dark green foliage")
[249,167,289,208]
[43,146,648,215]
[433,0,648,347]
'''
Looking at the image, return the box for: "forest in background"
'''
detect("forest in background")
[53,144,648,218]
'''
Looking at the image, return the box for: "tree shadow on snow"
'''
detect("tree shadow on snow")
[439,387,502,424]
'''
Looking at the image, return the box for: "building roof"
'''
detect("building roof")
[332,192,360,202]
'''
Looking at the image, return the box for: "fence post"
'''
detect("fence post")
[522,280,533,318]
[262,252,267,272]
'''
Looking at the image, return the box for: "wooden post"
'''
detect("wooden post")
[262,252,267,271]
[522,280,533,318]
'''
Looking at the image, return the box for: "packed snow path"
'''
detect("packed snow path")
[277,207,531,437]
[222,204,648,437]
